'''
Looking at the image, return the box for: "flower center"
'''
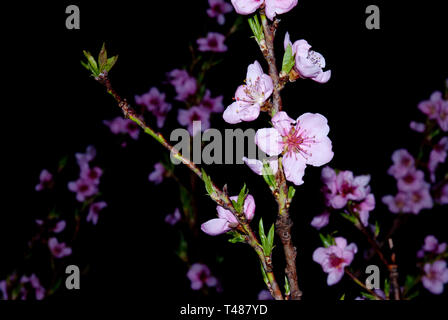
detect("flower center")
[284,126,315,160]
[307,50,324,68]
[328,253,345,268]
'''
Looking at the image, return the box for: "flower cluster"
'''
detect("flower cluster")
[416,236,448,295]
[382,149,433,214]
[187,263,218,290]
[135,87,172,128]
[418,91,448,132]
[0,273,45,300]
[104,116,140,140]
[313,167,375,229]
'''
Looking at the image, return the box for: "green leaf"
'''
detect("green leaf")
[259,218,267,246]
[339,211,358,225]
[261,161,277,189]
[406,290,420,300]
[339,293,345,300]
[104,55,118,72]
[266,223,275,255]
[374,220,380,238]
[281,44,295,74]
[284,276,290,296]
[98,42,107,71]
[288,186,296,201]
[83,50,98,75]
[319,233,334,248]
[227,230,246,244]
[360,292,377,300]
[201,168,216,197]
[260,262,269,286]
[384,278,390,299]
[81,60,91,71]
[247,14,264,43]
[236,184,248,213]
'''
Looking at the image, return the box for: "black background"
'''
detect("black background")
[1,0,447,309]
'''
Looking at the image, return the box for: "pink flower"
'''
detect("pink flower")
[417,235,447,258]
[104,117,140,139]
[20,274,45,300]
[187,263,217,290]
[135,87,172,128]
[167,69,197,102]
[352,193,375,227]
[87,201,107,225]
[312,237,358,286]
[284,33,331,83]
[429,137,448,182]
[311,211,330,230]
[197,32,228,52]
[387,149,415,179]
[396,169,425,192]
[223,61,273,124]
[52,220,66,233]
[418,91,444,120]
[148,162,166,185]
[438,101,448,131]
[80,166,103,185]
[35,169,53,191]
[382,193,411,214]
[437,184,448,205]
[68,178,98,202]
[201,194,255,236]
[178,106,211,136]
[207,0,233,25]
[255,112,333,185]
[422,261,448,295]
[48,237,72,259]
[242,157,278,175]
[231,0,297,20]
[409,121,425,132]
[408,183,433,214]
[75,145,96,167]
[200,89,224,113]
[165,208,182,226]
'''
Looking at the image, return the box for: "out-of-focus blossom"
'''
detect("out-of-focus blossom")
[311,211,330,230]
[165,208,182,226]
[75,145,96,168]
[437,184,448,205]
[148,162,166,185]
[135,87,172,128]
[35,169,53,191]
[207,0,233,25]
[187,263,218,290]
[407,183,433,214]
[410,121,425,133]
[397,169,425,192]
[52,220,66,233]
[201,194,255,236]
[223,61,273,124]
[231,0,298,20]
[167,69,197,102]
[417,235,447,258]
[418,91,444,120]
[255,112,333,185]
[242,157,278,176]
[104,117,140,140]
[382,193,410,214]
[387,149,415,179]
[428,137,448,182]
[312,237,358,286]
[19,274,45,300]
[178,106,211,136]
[87,201,107,225]
[284,33,331,83]
[200,89,224,113]
[48,237,72,259]
[258,289,274,300]
[68,178,98,202]
[197,32,228,52]
[352,193,375,227]
[422,260,448,295]
[80,166,103,185]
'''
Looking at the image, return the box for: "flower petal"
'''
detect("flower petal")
[282,152,306,185]
[255,128,283,156]
[201,218,231,236]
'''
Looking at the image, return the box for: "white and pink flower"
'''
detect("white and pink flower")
[231,0,298,20]
[197,32,228,52]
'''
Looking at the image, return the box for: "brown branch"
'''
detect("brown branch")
[94,73,284,299]
[388,239,402,300]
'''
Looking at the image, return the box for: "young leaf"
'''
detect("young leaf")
[261,161,277,189]
[236,184,248,212]
[201,168,216,197]
[259,218,267,248]
[282,44,295,74]
[227,231,246,244]
[374,220,380,238]
[339,293,345,300]
[360,292,377,300]
[284,276,290,296]
[288,186,296,201]
[339,211,358,225]
[319,233,334,248]
[266,223,275,256]
[384,278,390,299]
[104,55,118,72]
[83,50,98,75]
[260,262,269,286]
[98,42,107,71]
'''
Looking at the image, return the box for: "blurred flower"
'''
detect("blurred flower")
[135,87,172,128]
[35,169,53,191]
[284,33,331,83]
[257,289,274,300]
[75,145,96,168]
[19,274,45,300]
[417,235,447,258]
[382,193,411,214]
[197,32,227,52]
[167,69,197,102]
[409,121,425,132]
[255,112,333,185]
[311,211,330,230]
[200,89,224,113]
[201,194,255,236]
[242,157,278,175]
[437,184,448,205]
[52,220,66,233]
[80,166,103,185]
[351,193,375,227]
[187,263,218,290]
[397,169,425,192]
[422,260,448,295]
[428,137,448,182]
[387,149,415,179]
[148,162,166,185]
[104,117,140,140]
[207,0,233,25]
[87,201,107,225]
[48,237,72,259]
[223,61,273,124]
[178,106,211,136]
[231,0,298,20]
[68,178,98,202]
[312,237,358,286]
[165,208,182,226]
